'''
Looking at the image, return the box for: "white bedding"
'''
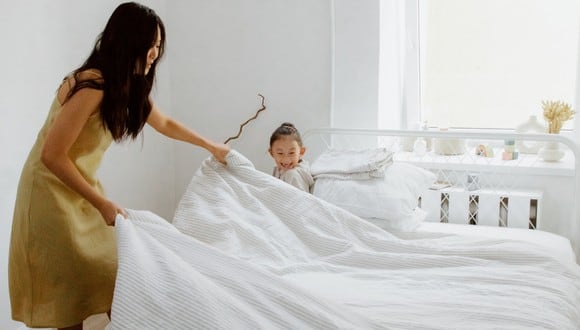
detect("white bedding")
[310,148,393,180]
[408,222,577,264]
[108,150,580,329]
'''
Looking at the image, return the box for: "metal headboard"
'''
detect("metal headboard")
[303,127,580,260]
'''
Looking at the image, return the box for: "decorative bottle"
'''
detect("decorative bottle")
[413,137,427,156]
[420,121,432,151]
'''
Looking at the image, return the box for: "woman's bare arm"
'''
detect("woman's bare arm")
[146,104,230,163]
[41,80,125,225]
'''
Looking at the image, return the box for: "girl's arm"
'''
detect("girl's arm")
[146,104,230,163]
[41,80,126,225]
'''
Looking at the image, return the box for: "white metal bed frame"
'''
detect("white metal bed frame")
[303,128,580,261]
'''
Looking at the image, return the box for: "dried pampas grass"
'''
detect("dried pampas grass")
[542,100,576,133]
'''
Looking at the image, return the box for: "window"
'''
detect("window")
[380,0,580,130]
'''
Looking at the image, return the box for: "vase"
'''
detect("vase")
[515,115,546,154]
[538,141,564,162]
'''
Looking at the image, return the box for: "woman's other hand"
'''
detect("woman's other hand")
[97,199,127,226]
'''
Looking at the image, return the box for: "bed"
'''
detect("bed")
[107,128,580,329]
[304,128,580,262]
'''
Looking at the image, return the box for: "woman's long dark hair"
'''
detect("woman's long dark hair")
[65,2,166,141]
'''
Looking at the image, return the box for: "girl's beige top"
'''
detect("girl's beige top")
[9,96,117,327]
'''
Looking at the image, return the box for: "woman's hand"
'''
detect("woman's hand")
[211,142,230,165]
[97,199,127,226]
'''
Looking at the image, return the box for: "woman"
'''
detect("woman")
[8,2,229,329]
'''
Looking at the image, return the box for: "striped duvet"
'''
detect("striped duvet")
[108,150,580,329]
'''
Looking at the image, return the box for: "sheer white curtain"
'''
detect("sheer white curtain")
[576,22,580,142]
[378,0,418,130]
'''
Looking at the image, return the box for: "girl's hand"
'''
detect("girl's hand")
[211,142,230,165]
[97,199,127,226]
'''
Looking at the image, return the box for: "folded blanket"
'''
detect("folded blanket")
[310,148,393,180]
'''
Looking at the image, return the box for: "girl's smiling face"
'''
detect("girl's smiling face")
[269,136,305,171]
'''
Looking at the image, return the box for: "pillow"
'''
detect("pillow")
[312,163,436,231]
[365,207,427,232]
[310,148,394,180]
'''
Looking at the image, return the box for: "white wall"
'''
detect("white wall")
[166,0,331,200]
[0,1,331,328]
[332,0,381,129]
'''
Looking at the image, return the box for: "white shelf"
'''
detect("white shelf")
[427,185,543,198]
[394,150,575,177]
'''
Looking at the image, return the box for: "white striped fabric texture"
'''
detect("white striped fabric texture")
[109,150,580,329]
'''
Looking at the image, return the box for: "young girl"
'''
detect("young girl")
[8,2,228,329]
[268,122,314,192]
